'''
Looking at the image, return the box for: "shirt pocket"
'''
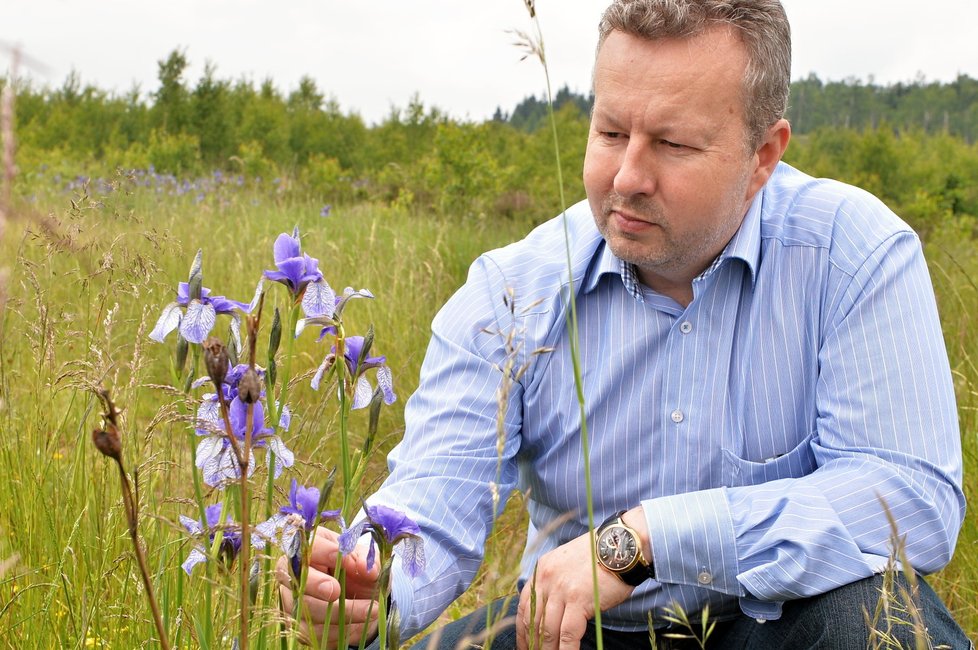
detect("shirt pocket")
[721,431,818,487]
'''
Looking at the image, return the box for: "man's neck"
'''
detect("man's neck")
[636,268,695,308]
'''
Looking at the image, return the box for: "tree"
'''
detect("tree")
[154,49,190,134]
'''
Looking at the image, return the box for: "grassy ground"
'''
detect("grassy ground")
[0,177,975,647]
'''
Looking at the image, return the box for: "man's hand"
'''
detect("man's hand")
[516,528,635,650]
[276,526,381,648]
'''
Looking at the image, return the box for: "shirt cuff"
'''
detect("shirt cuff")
[643,487,743,597]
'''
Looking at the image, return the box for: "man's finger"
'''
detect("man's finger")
[307,526,380,592]
[291,591,381,625]
[557,608,587,650]
[539,597,565,650]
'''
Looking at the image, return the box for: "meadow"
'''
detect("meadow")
[0,116,977,647]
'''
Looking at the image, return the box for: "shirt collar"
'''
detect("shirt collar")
[581,237,640,298]
[697,189,763,286]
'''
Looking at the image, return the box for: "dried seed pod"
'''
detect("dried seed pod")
[202,336,229,387]
[92,424,122,461]
[238,367,262,404]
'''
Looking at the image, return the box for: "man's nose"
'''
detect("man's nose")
[613,141,656,197]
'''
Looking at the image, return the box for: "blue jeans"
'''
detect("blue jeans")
[395,573,972,649]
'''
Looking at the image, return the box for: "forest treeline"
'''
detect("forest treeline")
[4,50,978,235]
[501,73,978,139]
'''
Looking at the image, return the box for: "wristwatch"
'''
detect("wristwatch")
[595,510,655,586]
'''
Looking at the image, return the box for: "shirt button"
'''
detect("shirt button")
[679,321,693,334]
[671,409,684,423]
[697,571,713,585]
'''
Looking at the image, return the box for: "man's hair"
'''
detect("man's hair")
[598,0,791,150]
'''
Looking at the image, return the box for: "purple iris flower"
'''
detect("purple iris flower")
[320,204,332,217]
[263,228,336,317]
[194,364,294,487]
[338,503,425,578]
[180,503,265,575]
[255,479,342,576]
[295,287,375,341]
[150,281,259,345]
[310,335,396,409]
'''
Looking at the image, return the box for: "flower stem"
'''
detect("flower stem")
[117,460,172,649]
[269,304,301,432]
[93,388,171,648]
[519,6,603,647]
[239,413,252,650]
[336,332,352,650]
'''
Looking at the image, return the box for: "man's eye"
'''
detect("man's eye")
[602,131,625,139]
[660,140,685,149]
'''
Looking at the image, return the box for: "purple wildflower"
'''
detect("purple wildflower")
[255,479,342,576]
[311,335,396,409]
[338,503,425,578]
[263,228,335,317]
[150,282,258,345]
[295,287,375,342]
[194,363,294,487]
[320,204,332,217]
[180,503,265,575]
[150,250,262,346]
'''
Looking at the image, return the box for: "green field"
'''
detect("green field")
[1,126,977,647]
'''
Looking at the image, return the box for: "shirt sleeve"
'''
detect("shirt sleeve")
[644,228,964,620]
[369,254,525,638]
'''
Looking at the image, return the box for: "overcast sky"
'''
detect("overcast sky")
[4,1,977,125]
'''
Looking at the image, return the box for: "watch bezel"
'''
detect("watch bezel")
[596,522,643,573]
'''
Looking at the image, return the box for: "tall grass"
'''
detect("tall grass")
[0,178,534,647]
[0,158,976,648]
[925,217,978,637]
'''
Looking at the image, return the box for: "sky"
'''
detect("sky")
[3,0,977,125]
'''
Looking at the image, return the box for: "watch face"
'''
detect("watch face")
[597,524,639,571]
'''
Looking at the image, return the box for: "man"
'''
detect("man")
[280,1,970,647]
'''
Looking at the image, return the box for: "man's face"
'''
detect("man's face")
[584,27,762,297]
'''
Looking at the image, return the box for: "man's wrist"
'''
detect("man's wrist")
[620,506,653,568]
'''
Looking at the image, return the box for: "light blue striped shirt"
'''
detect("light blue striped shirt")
[378,162,964,636]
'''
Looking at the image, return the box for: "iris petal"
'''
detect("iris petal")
[338,520,368,554]
[195,436,225,469]
[180,515,203,535]
[266,437,294,477]
[366,540,377,572]
[263,269,292,284]
[180,300,217,344]
[182,548,207,575]
[398,537,426,578]
[352,376,373,410]
[278,405,292,431]
[149,302,182,343]
[255,514,286,546]
[311,356,331,391]
[301,279,337,318]
[273,233,301,265]
[377,366,397,405]
[275,257,308,292]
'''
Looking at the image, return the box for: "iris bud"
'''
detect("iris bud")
[175,336,189,373]
[268,308,282,358]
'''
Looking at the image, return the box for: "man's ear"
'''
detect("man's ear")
[746,118,791,198]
